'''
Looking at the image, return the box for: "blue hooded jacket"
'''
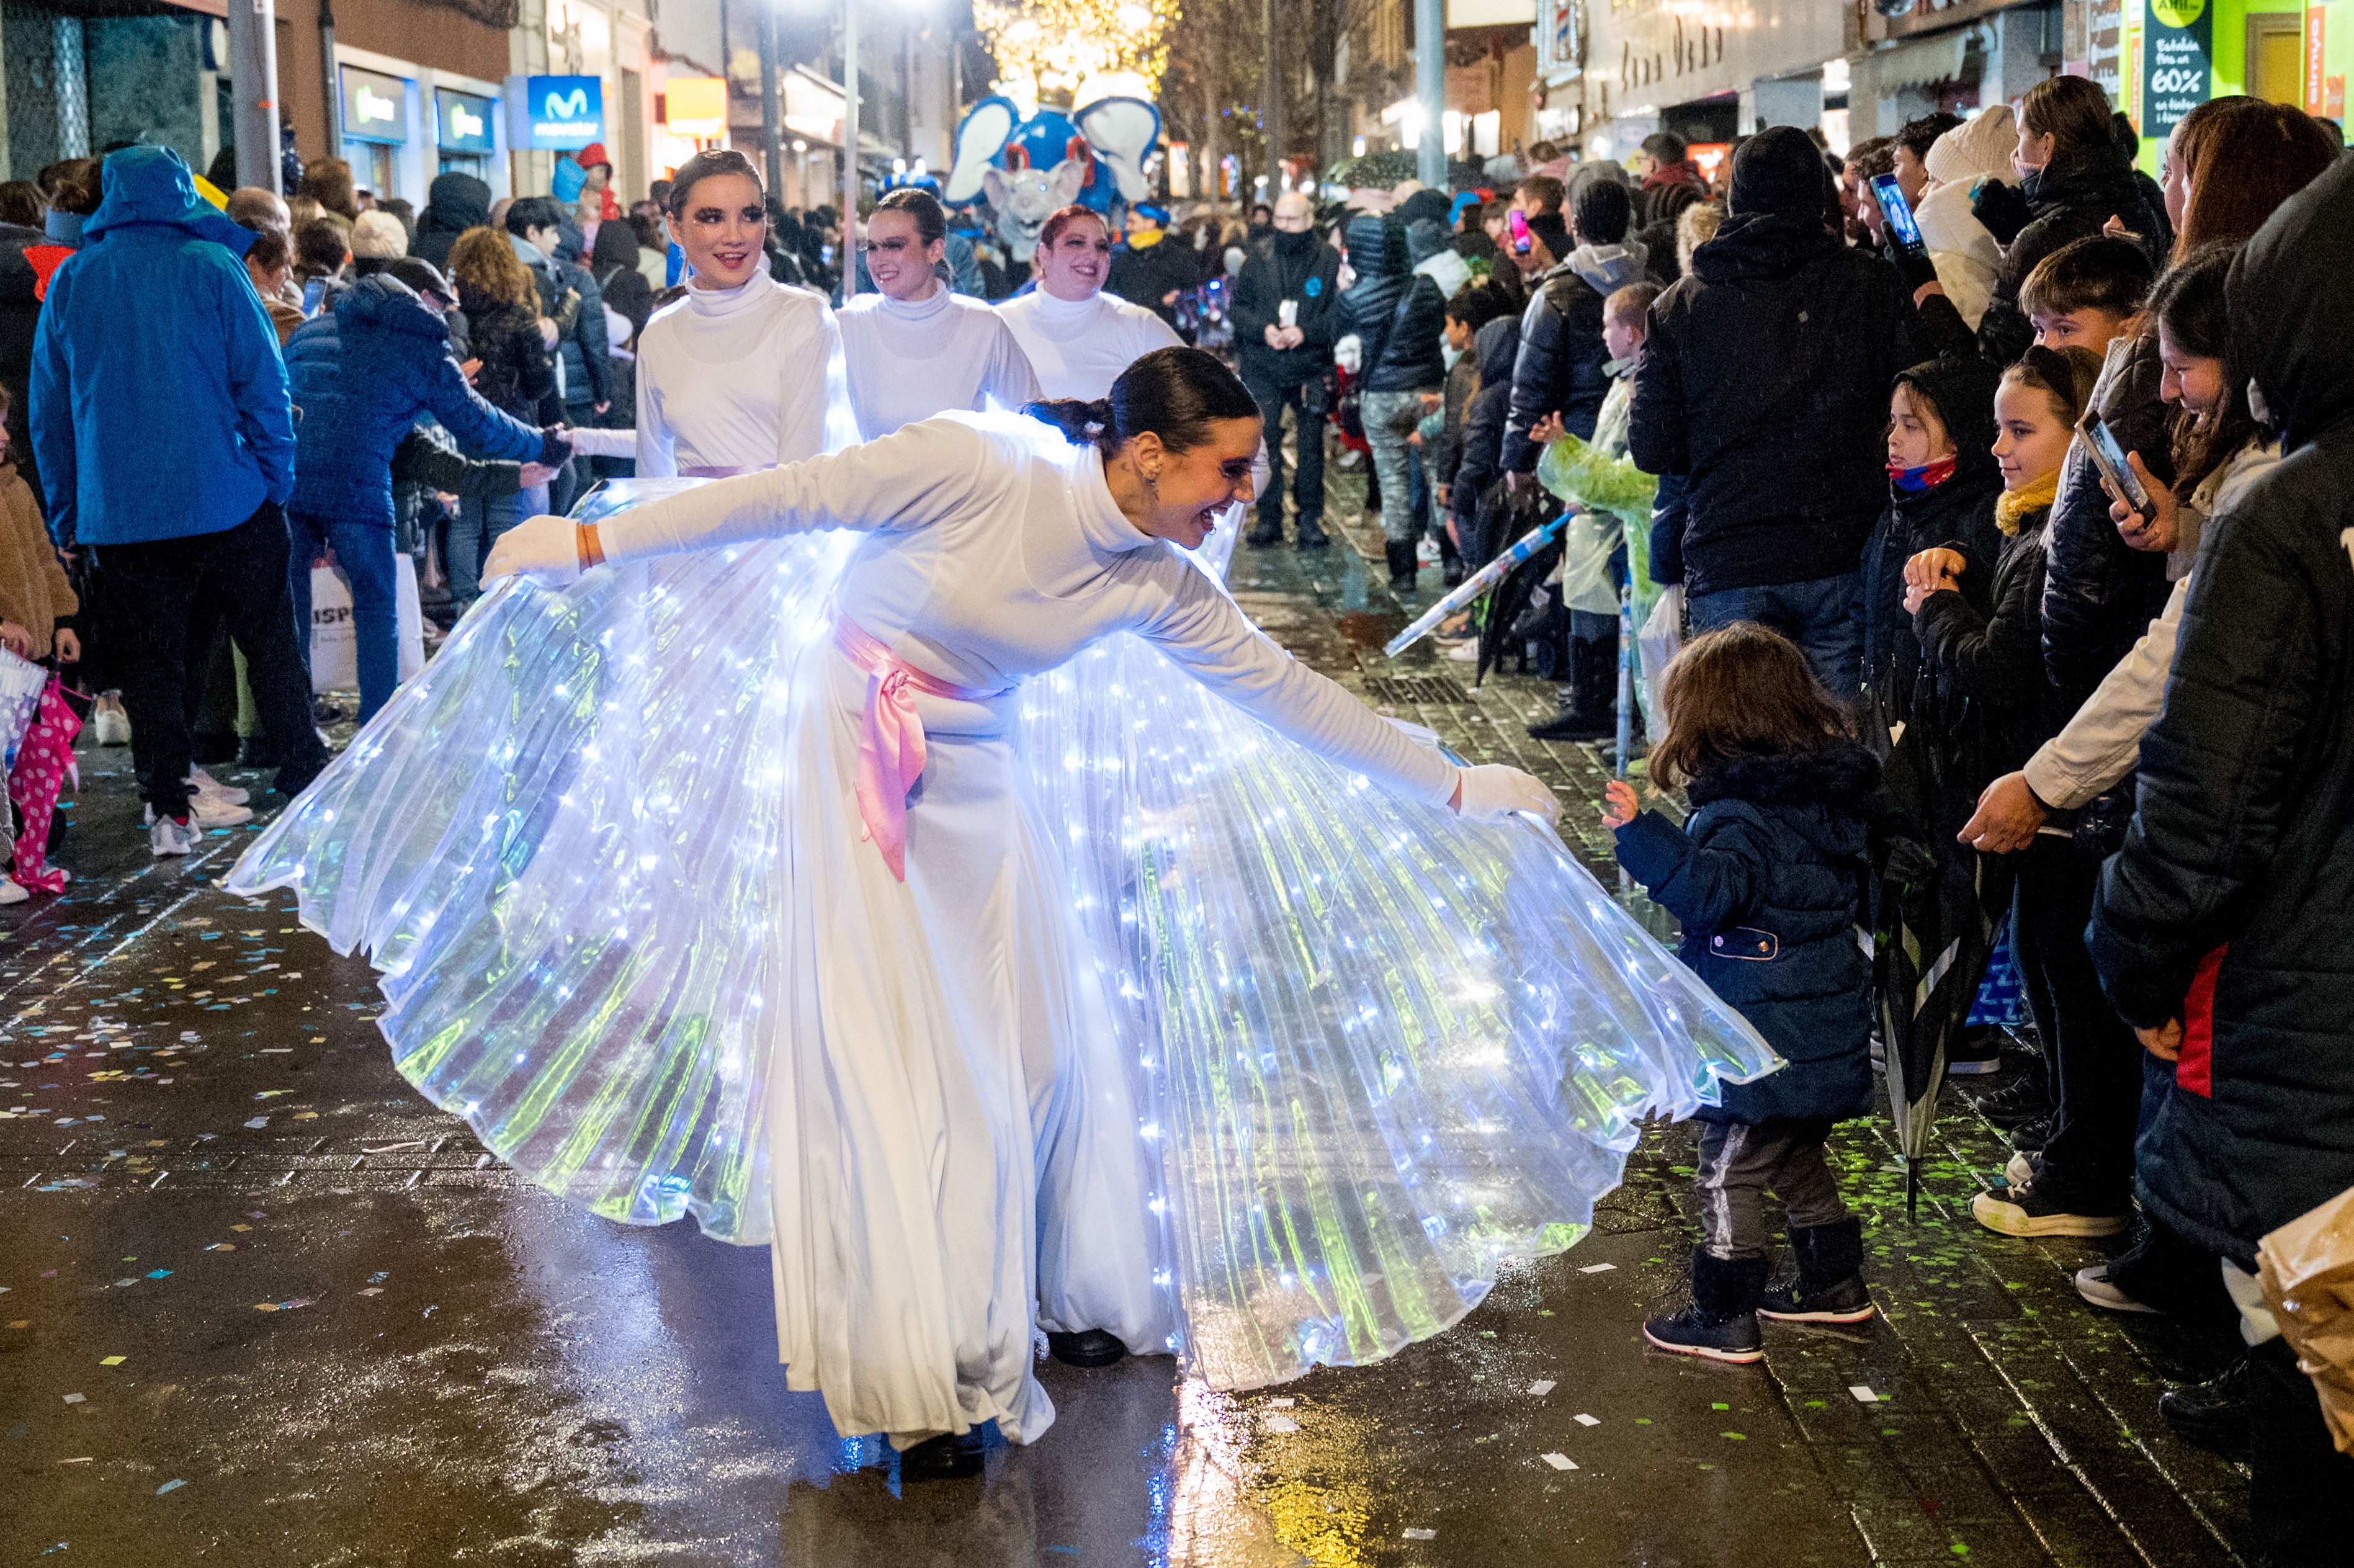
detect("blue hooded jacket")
[286,276,548,527]
[29,146,294,547]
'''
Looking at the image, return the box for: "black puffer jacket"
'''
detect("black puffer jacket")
[1501,245,1646,470]
[1912,507,2064,784]
[1972,151,2163,367]
[1450,312,1521,549]
[2090,157,2354,1268]
[1614,740,1881,1125]
[2041,329,2176,711]
[1230,230,1343,387]
[1340,213,1446,393]
[1861,354,2005,705]
[1628,211,1925,596]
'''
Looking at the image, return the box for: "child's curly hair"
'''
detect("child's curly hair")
[1650,623,1851,789]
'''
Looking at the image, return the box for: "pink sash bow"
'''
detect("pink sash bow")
[833,616,1003,882]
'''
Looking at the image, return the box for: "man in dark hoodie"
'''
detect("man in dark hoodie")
[413,171,492,271]
[1230,190,1340,549]
[2089,154,2354,1559]
[1629,127,1925,704]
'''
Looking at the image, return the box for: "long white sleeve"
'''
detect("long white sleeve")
[2021,575,2185,810]
[1139,567,1457,807]
[984,326,1044,414]
[599,416,989,561]
[565,426,637,459]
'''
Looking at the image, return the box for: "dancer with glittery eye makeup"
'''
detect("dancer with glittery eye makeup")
[633,150,858,477]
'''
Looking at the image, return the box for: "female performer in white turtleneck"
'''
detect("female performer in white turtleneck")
[633,150,856,475]
[996,205,1184,401]
[836,188,1041,441]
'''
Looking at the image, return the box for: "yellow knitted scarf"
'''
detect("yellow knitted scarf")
[1994,469,2060,536]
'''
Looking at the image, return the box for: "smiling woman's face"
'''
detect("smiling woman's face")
[1036,215,1112,301]
[1127,417,1263,550]
[676,172,766,290]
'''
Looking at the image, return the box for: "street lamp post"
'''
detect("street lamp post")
[758,0,784,205]
[228,0,283,192]
[841,0,860,296]
[1415,0,1444,189]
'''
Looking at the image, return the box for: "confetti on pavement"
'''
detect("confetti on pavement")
[1541,1453,1577,1471]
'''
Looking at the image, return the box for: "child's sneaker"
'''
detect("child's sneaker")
[1642,1250,1768,1364]
[150,816,202,857]
[1758,1217,1875,1324]
[143,796,253,831]
[1971,1179,2129,1238]
[0,877,27,905]
[91,692,131,746]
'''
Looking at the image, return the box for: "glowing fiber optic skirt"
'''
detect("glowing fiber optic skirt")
[226,480,1779,1392]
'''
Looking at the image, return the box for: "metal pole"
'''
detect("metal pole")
[1413,0,1444,189]
[227,0,283,192]
[757,1,783,204]
[1261,0,1282,198]
[841,0,859,297]
[902,21,917,163]
[318,0,340,155]
[718,0,732,141]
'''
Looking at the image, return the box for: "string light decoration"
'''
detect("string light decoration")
[226,470,1778,1392]
[974,0,1178,105]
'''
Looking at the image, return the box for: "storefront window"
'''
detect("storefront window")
[434,86,498,179]
[340,64,411,200]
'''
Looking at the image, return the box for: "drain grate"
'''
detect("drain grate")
[1361,674,1473,706]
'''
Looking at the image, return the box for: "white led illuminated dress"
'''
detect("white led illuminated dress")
[227,333,1778,1455]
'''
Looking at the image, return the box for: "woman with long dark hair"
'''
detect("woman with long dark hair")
[230,346,1776,1484]
[444,225,556,612]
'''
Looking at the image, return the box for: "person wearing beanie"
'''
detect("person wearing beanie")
[1627,126,1927,704]
[1502,165,1653,740]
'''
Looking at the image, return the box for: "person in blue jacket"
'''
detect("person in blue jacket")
[283,258,567,723]
[1605,621,1881,1363]
[28,146,328,854]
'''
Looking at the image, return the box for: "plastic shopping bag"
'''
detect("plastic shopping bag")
[311,556,427,694]
[2258,1182,2354,1454]
[1557,511,1622,616]
[0,646,47,767]
[1634,584,1684,748]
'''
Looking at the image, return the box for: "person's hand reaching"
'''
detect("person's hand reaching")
[483,515,583,586]
[1452,765,1562,827]
[0,621,32,659]
[1958,771,2046,854]
[2138,1018,2183,1062]
[1528,411,1568,447]
[51,628,78,664]
[1602,778,1639,828]
[519,462,560,489]
[1902,546,1966,613]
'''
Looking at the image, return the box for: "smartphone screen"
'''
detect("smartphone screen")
[1868,174,1927,259]
[2079,411,2155,513]
[300,275,328,316]
[1507,208,1533,256]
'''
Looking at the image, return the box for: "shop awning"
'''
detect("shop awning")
[1867,25,1977,93]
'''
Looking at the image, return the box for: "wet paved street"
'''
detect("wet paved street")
[0,485,2252,1566]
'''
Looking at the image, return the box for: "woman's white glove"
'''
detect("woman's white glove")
[1454,764,1562,828]
[482,514,581,586]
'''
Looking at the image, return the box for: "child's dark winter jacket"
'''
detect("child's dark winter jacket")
[1614,739,1881,1124]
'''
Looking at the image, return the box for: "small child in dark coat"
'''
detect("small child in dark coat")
[1605,622,1881,1363]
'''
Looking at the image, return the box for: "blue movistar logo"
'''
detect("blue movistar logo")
[544,87,589,119]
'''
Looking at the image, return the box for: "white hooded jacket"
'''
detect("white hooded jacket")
[1915,106,2017,330]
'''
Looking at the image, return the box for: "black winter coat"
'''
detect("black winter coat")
[1628,212,1926,597]
[413,172,491,271]
[456,290,557,426]
[2041,330,2176,712]
[1913,509,2063,784]
[1500,259,1616,471]
[2090,159,2354,1267]
[532,250,612,414]
[1614,740,1881,1124]
[1107,235,1201,329]
[1230,232,1343,387]
[1340,213,1447,393]
[1925,152,2164,367]
[1450,313,1520,547]
[1861,354,2005,704]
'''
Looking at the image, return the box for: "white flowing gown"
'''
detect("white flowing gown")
[633,272,856,473]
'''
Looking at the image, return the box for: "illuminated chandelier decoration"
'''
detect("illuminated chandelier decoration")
[974,0,1178,109]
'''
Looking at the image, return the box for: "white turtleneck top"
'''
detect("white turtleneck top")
[596,411,1456,806]
[836,285,1044,441]
[633,272,856,473]
[994,288,1184,402]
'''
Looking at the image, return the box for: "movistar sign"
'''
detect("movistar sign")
[511,73,602,151]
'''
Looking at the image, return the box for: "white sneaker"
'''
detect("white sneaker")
[189,768,250,807]
[1445,638,1481,663]
[150,817,202,857]
[142,795,253,830]
[92,694,131,746]
[0,878,26,905]
[1416,537,1443,567]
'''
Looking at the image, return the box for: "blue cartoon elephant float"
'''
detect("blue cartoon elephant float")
[941,94,1161,261]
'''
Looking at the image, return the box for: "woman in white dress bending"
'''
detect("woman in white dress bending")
[997,205,1185,401]
[837,188,1041,441]
[633,150,856,475]
[482,349,1562,1478]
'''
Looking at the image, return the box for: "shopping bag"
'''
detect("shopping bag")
[311,557,427,694]
[2258,1182,2354,1454]
[0,646,49,766]
[310,565,356,693]
[1634,584,1684,747]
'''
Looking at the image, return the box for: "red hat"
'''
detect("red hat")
[577,141,613,172]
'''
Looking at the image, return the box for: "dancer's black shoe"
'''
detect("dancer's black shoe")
[899,1429,985,1481]
[1046,1328,1129,1367]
